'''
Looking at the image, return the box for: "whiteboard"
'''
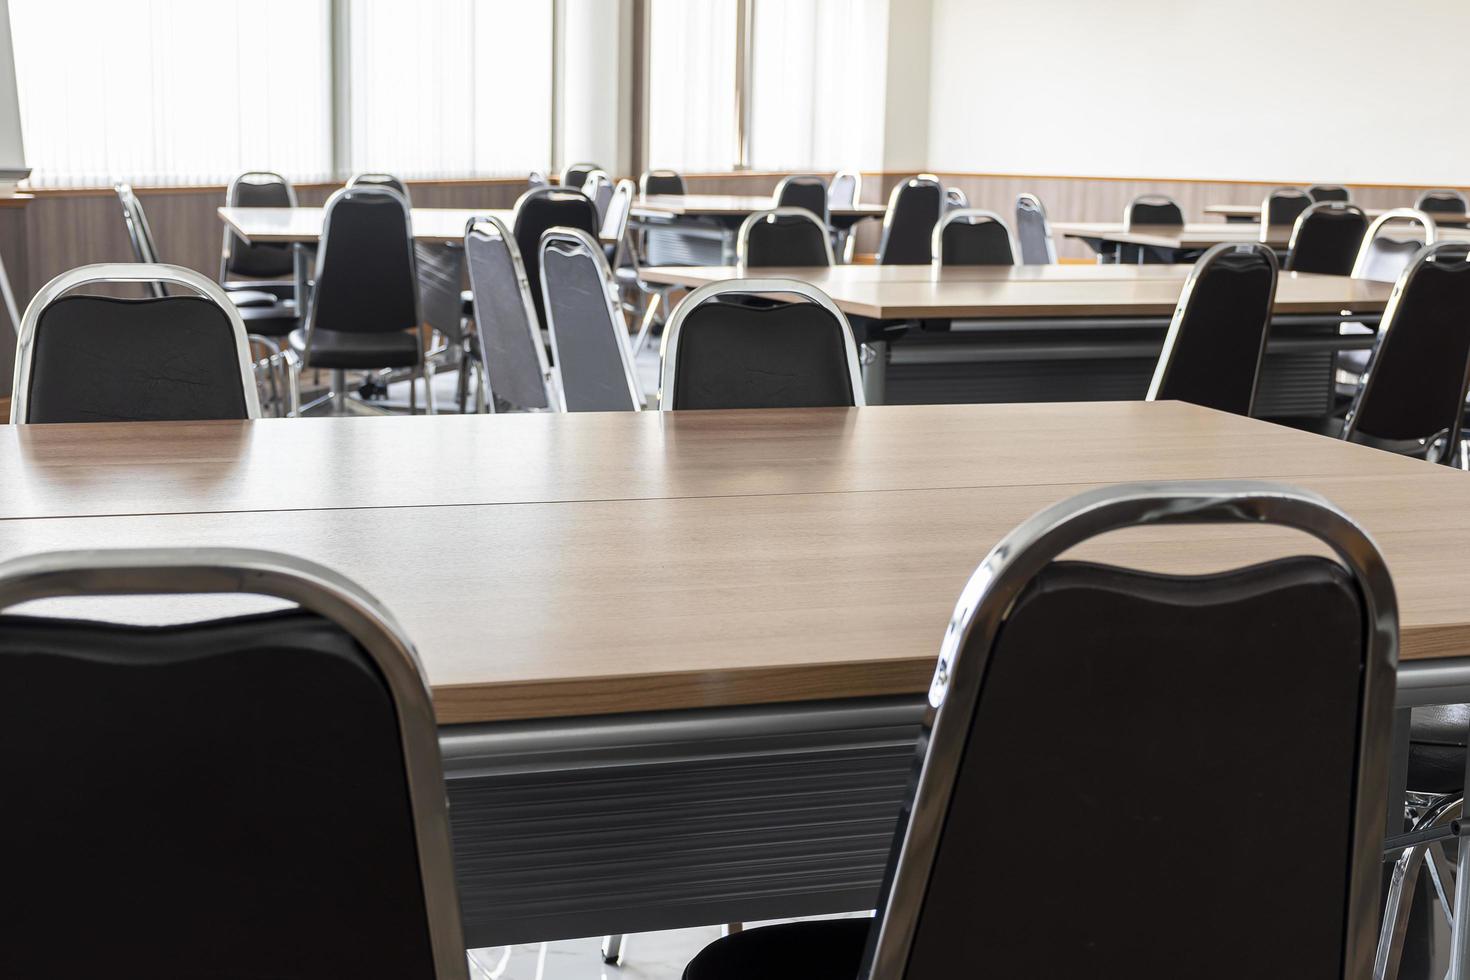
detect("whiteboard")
[0,0,27,174]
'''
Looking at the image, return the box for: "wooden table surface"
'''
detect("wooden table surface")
[1055,221,1470,250]
[2,404,1467,725]
[633,194,885,219]
[218,206,515,244]
[1205,203,1470,226]
[638,264,1392,319]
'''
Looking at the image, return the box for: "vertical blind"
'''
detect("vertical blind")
[646,0,738,173]
[748,0,888,171]
[10,0,333,187]
[344,0,552,180]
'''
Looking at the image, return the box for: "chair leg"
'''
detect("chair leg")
[1376,795,1461,979]
[601,934,625,965]
[423,362,436,415]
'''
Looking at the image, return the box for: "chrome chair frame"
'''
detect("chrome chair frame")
[465,215,563,413]
[736,207,836,268]
[0,546,470,980]
[538,226,643,411]
[864,480,1397,980]
[1014,192,1057,265]
[828,170,862,209]
[248,334,302,418]
[10,263,263,423]
[219,170,299,284]
[943,186,968,210]
[658,278,866,411]
[1377,795,1462,979]
[1351,209,1438,280]
[931,208,1020,267]
[114,183,165,296]
[602,178,637,264]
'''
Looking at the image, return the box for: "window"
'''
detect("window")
[748,0,887,171]
[344,0,552,179]
[646,0,738,173]
[10,0,333,187]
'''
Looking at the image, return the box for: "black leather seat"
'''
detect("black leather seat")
[1410,705,1469,795]
[296,327,421,368]
[684,919,869,980]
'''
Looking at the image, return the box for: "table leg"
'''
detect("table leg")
[1449,711,1470,979]
[862,340,888,406]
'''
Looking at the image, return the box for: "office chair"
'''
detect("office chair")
[1014,192,1057,265]
[464,216,561,413]
[775,174,831,227]
[539,227,642,412]
[683,481,1395,980]
[561,162,601,190]
[0,547,470,980]
[11,263,260,423]
[1147,241,1279,417]
[659,279,864,410]
[1260,187,1313,239]
[639,169,687,197]
[288,186,434,415]
[932,209,1018,266]
[1308,184,1352,203]
[1284,202,1368,276]
[877,174,944,265]
[737,208,835,268]
[348,171,412,205]
[512,187,601,330]
[1415,189,1469,216]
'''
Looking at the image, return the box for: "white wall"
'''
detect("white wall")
[557,0,634,175]
[881,0,929,173]
[927,0,1470,186]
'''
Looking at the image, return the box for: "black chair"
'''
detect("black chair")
[561,162,601,190]
[219,170,297,303]
[1416,189,1469,216]
[659,279,864,410]
[1352,209,1437,283]
[1285,202,1369,276]
[1343,242,1470,464]
[683,481,1396,980]
[539,227,642,412]
[348,171,412,205]
[1146,241,1279,416]
[513,187,601,330]
[288,186,433,414]
[465,215,560,413]
[932,209,1016,266]
[737,208,835,268]
[1124,193,1184,228]
[583,169,615,226]
[1260,187,1312,237]
[775,174,830,227]
[0,547,469,980]
[877,174,944,265]
[639,169,686,197]
[1309,184,1352,203]
[10,263,260,424]
[1015,192,1056,265]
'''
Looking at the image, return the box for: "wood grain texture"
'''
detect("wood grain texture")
[633,194,884,218]
[1205,203,1470,226]
[0,403,1466,723]
[219,206,516,244]
[1054,221,1470,250]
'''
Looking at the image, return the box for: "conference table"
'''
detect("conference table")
[639,263,1390,415]
[1205,203,1470,226]
[1054,220,1470,260]
[3,403,1470,950]
[632,194,885,264]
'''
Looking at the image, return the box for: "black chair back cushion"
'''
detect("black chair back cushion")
[1358,235,1425,284]
[25,295,248,423]
[1309,185,1351,203]
[879,181,943,265]
[776,180,829,224]
[744,216,831,268]
[1015,198,1052,265]
[541,243,637,412]
[466,229,551,411]
[227,179,295,279]
[1353,253,1470,443]
[514,194,600,328]
[1127,199,1184,227]
[938,220,1014,266]
[895,556,1365,978]
[1419,193,1468,216]
[643,172,686,196]
[1264,193,1312,227]
[1155,248,1275,414]
[1288,208,1369,276]
[672,300,854,410]
[0,609,436,979]
[313,194,419,334]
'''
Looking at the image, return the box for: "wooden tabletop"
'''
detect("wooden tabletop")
[1,404,1467,724]
[217,206,515,244]
[637,264,1392,319]
[633,194,885,219]
[1055,221,1470,250]
[1205,203,1470,226]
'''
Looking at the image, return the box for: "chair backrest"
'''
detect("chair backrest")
[1014,192,1057,265]
[737,208,835,268]
[601,178,636,255]
[583,169,615,224]
[1260,187,1312,238]
[464,215,560,413]
[538,227,641,412]
[561,162,600,190]
[512,187,601,329]
[1285,202,1369,276]
[860,481,1395,980]
[640,169,686,197]
[1308,184,1352,203]
[114,183,165,296]
[933,209,1018,266]
[1147,241,1279,416]
[1345,242,1470,460]
[348,171,411,206]
[943,186,969,210]
[660,279,864,410]
[221,171,297,281]
[0,548,470,980]
[11,263,260,423]
[774,174,830,226]
[1124,194,1184,229]
[305,186,420,340]
[878,174,945,265]
[527,170,549,191]
[1415,189,1469,216]
[828,170,861,209]
[1351,208,1437,283]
